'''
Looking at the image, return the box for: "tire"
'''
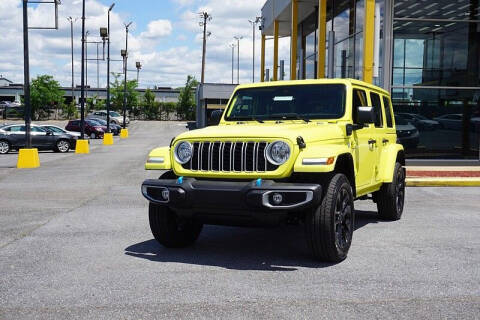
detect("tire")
[305,174,354,262]
[0,140,10,154]
[55,139,70,153]
[376,163,406,221]
[149,203,203,248]
[90,132,97,139]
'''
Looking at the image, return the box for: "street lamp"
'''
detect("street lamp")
[234,36,243,84]
[136,61,142,84]
[121,21,132,132]
[105,3,114,134]
[248,17,261,83]
[199,12,212,84]
[67,17,77,105]
[229,43,235,84]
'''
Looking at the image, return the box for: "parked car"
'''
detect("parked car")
[87,110,129,126]
[395,116,419,149]
[65,119,107,139]
[40,125,82,138]
[396,112,440,131]
[87,118,121,135]
[0,124,76,154]
[433,114,480,131]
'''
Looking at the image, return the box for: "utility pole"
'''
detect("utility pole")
[22,0,31,149]
[106,3,115,133]
[122,22,132,130]
[234,36,243,84]
[199,12,212,84]
[248,17,261,83]
[229,43,235,84]
[67,17,76,105]
[80,1,86,139]
[85,30,89,102]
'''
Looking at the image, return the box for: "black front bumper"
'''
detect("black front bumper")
[141,178,322,226]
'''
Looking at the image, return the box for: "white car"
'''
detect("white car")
[88,110,129,126]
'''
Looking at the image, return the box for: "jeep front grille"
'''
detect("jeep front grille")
[182,142,278,172]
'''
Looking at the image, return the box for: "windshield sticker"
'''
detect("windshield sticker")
[273,96,294,102]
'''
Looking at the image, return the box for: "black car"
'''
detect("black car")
[0,124,77,154]
[88,118,121,135]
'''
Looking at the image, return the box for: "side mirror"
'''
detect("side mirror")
[356,106,375,126]
[209,110,223,126]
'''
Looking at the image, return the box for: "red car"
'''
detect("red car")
[65,119,107,139]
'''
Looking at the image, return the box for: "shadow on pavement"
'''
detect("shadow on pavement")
[125,209,384,271]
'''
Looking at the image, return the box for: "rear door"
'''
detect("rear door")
[369,91,386,182]
[8,125,26,148]
[351,88,376,188]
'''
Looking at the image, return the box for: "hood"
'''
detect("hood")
[396,123,416,131]
[176,122,346,144]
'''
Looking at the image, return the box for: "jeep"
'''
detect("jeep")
[141,79,405,262]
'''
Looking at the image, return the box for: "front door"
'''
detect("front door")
[351,88,377,188]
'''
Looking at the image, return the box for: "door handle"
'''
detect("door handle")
[368,139,377,145]
[382,138,389,145]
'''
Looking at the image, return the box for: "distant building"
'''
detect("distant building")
[0,76,13,87]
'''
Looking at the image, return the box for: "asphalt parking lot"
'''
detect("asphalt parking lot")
[1,121,479,319]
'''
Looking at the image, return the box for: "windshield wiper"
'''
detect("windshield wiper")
[271,113,310,123]
[230,116,264,123]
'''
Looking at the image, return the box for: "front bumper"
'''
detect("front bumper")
[141,178,322,226]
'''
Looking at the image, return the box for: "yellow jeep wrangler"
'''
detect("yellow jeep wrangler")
[142,79,405,262]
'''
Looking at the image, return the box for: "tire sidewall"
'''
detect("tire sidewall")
[0,140,10,154]
[56,139,70,153]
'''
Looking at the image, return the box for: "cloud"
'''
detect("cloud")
[140,20,173,40]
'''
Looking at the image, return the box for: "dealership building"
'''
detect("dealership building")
[259,0,479,162]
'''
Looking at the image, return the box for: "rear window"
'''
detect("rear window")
[382,96,393,128]
[370,92,383,128]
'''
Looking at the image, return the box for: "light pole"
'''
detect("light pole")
[234,36,243,84]
[229,43,235,84]
[106,3,114,134]
[80,1,86,140]
[122,22,132,131]
[248,17,261,83]
[85,30,90,101]
[199,12,212,84]
[67,17,76,105]
[136,61,142,84]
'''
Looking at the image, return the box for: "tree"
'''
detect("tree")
[62,102,77,119]
[176,75,198,120]
[109,73,139,115]
[30,75,65,120]
[143,89,159,120]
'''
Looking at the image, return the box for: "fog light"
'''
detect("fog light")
[272,193,283,205]
[161,189,170,201]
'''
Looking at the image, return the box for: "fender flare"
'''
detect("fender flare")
[378,143,404,183]
[145,146,172,170]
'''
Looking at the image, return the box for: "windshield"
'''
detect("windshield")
[395,116,409,125]
[86,120,101,126]
[225,84,346,121]
[109,111,120,117]
[92,118,107,125]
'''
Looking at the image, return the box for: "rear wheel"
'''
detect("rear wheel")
[305,174,354,262]
[376,162,406,221]
[149,203,203,248]
[0,140,10,154]
[55,139,70,153]
[90,132,96,139]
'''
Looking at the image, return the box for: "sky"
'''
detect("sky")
[0,0,291,89]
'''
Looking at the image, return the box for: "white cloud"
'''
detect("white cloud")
[140,20,173,40]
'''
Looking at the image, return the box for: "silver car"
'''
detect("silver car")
[87,110,129,126]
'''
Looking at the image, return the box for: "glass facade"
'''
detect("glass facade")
[294,0,480,160]
[392,0,480,159]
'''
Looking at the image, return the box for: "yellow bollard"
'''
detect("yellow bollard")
[17,148,40,168]
[75,139,90,154]
[103,133,114,145]
[120,128,129,139]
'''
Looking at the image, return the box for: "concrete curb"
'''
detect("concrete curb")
[406,178,480,187]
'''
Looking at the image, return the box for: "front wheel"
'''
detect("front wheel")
[0,140,10,154]
[376,163,406,221]
[149,203,203,248]
[90,132,97,139]
[305,174,354,262]
[55,139,70,153]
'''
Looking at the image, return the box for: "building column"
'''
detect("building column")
[363,0,375,83]
[317,0,327,78]
[290,0,298,80]
[261,34,266,82]
[273,20,279,81]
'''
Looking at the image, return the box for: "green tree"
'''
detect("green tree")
[110,73,139,114]
[176,75,198,120]
[143,89,159,120]
[162,102,177,121]
[62,102,77,119]
[30,75,65,120]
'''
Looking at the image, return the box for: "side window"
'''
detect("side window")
[31,127,43,132]
[2,126,11,132]
[10,126,24,132]
[370,92,383,128]
[352,89,367,122]
[382,96,393,128]
[94,112,100,116]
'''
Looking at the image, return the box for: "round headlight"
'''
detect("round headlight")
[174,141,192,164]
[266,141,290,165]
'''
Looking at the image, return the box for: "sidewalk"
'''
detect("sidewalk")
[406,166,480,187]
